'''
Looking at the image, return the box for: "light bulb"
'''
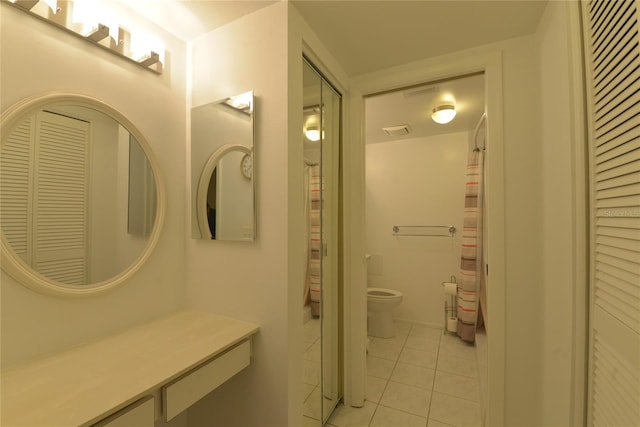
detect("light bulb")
[305,126,321,142]
[432,105,456,124]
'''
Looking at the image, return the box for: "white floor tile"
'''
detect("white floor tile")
[436,354,478,379]
[428,392,482,427]
[399,347,438,370]
[304,320,483,427]
[438,335,476,361]
[305,341,322,363]
[303,387,322,420]
[379,381,432,417]
[394,320,412,336]
[427,419,456,427]
[327,401,377,427]
[304,415,322,427]
[433,371,480,402]
[369,405,428,427]
[368,337,404,361]
[366,375,388,403]
[390,362,435,390]
[405,334,441,353]
[367,355,396,380]
[304,383,316,402]
[409,325,442,340]
[304,318,321,344]
[304,359,321,386]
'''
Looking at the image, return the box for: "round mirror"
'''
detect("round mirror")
[0,93,165,297]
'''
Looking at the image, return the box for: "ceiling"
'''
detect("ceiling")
[288,0,545,142]
[119,0,276,42]
[291,0,547,76]
[134,0,547,142]
[133,1,546,77]
[365,72,485,144]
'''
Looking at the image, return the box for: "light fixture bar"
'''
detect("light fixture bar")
[4,0,164,75]
[138,51,160,67]
[86,23,110,42]
[14,0,38,10]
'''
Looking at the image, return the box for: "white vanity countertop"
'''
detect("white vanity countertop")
[1,310,259,426]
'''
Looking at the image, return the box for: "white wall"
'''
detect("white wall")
[0,4,188,369]
[537,2,583,425]
[186,4,352,425]
[497,35,545,427]
[365,132,468,326]
[185,3,291,426]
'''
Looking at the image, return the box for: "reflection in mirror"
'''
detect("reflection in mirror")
[301,59,342,425]
[0,103,159,288]
[191,91,255,241]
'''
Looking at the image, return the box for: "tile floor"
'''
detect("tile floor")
[303,318,483,427]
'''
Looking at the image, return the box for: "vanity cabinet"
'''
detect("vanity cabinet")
[1,311,259,426]
[93,396,155,427]
[163,340,251,421]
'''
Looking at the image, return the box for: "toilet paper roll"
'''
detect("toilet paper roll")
[443,282,458,296]
[447,317,458,332]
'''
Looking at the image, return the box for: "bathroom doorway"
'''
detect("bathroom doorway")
[302,57,343,426]
[362,72,489,425]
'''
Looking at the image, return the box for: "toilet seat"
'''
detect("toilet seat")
[367,287,402,299]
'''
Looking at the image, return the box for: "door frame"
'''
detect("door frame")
[566,1,588,425]
[346,50,506,425]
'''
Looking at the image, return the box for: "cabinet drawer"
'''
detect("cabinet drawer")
[92,396,154,427]
[163,340,251,421]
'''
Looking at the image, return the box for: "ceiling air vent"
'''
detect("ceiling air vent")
[382,124,410,137]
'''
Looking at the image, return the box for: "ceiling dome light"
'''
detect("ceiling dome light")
[305,125,321,142]
[431,104,456,124]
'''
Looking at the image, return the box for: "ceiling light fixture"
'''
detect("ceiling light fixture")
[431,104,456,124]
[305,125,321,142]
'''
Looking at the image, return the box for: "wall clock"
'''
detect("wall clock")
[240,153,252,179]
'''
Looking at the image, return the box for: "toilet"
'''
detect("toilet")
[367,287,403,338]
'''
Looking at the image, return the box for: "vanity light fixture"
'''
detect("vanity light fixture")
[224,92,254,114]
[86,23,110,42]
[431,104,456,124]
[4,0,165,74]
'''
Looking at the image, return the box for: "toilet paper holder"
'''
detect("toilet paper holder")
[442,276,458,335]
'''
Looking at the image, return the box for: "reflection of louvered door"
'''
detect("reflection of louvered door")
[583,1,640,426]
[1,111,90,285]
[1,118,34,262]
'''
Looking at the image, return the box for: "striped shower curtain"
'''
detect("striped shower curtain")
[308,165,322,316]
[457,149,484,343]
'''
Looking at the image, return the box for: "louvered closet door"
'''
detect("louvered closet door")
[583,1,640,426]
[33,111,90,285]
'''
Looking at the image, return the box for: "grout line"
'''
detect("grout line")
[376,402,429,422]
[426,324,442,423]
[366,322,411,427]
[310,320,482,427]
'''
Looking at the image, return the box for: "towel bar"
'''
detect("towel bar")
[392,225,456,237]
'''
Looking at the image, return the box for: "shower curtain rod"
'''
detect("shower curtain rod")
[365,70,485,98]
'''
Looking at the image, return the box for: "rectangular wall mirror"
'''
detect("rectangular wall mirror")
[191,91,255,241]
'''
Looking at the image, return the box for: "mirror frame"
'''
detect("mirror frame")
[195,144,252,240]
[0,92,166,297]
